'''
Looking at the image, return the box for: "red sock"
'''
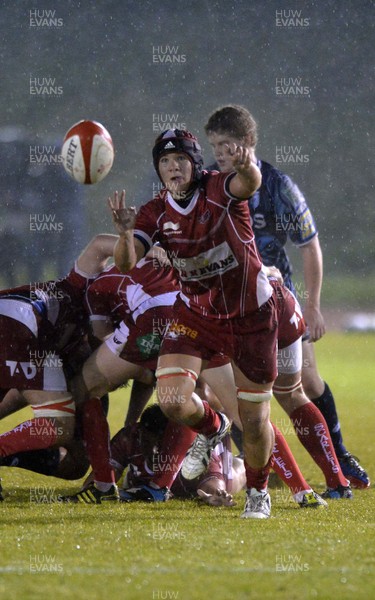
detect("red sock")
[0,418,58,456]
[290,403,348,488]
[271,423,310,494]
[191,400,221,436]
[245,459,272,491]
[153,421,196,488]
[82,397,115,485]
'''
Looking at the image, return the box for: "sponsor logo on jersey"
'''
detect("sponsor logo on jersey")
[5,361,37,379]
[136,333,161,357]
[251,213,267,229]
[176,241,238,281]
[162,221,182,236]
[167,323,198,340]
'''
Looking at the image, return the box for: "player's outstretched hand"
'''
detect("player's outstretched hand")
[223,143,253,174]
[197,488,237,507]
[108,190,137,234]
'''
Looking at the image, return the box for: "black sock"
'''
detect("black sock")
[311,382,347,457]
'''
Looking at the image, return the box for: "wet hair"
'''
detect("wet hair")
[204,104,258,148]
[140,404,168,435]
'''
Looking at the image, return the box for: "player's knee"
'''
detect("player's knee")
[301,375,324,399]
[159,400,186,421]
[156,367,197,407]
[273,381,306,415]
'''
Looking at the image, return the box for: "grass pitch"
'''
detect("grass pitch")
[0,333,374,600]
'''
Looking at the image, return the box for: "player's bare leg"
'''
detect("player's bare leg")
[71,343,154,404]
[156,353,203,424]
[232,364,274,519]
[157,353,230,482]
[200,363,241,427]
[0,391,75,460]
[199,362,327,507]
[63,345,154,504]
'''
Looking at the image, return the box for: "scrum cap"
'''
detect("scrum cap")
[152,129,203,183]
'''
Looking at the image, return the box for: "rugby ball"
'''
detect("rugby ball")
[61,120,114,184]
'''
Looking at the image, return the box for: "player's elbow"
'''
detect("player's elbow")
[115,256,137,273]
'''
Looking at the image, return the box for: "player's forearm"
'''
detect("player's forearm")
[77,234,119,275]
[301,237,323,308]
[231,162,262,198]
[114,232,138,272]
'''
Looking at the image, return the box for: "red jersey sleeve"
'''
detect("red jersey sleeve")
[85,277,114,319]
[134,196,165,251]
[65,263,95,292]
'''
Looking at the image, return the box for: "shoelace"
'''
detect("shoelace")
[245,492,268,512]
[342,454,366,474]
[187,435,209,461]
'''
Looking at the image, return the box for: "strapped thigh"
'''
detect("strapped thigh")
[156,367,198,383]
[32,396,75,418]
[237,389,273,403]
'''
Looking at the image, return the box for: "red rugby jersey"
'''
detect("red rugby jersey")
[134,171,272,319]
[85,256,179,327]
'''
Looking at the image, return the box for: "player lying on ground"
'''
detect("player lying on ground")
[45,404,325,509]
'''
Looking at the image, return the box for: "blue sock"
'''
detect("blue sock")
[311,382,347,457]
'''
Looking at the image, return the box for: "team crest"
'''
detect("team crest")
[198,209,211,224]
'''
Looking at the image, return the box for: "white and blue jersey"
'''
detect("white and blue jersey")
[209,160,317,296]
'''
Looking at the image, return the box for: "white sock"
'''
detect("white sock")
[94,481,113,492]
[293,489,313,504]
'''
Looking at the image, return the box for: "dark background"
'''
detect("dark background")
[0,0,373,306]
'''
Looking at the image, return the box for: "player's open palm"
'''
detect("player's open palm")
[223,143,252,174]
[108,190,137,234]
[197,488,236,507]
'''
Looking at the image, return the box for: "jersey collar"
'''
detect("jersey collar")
[166,188,200,215]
